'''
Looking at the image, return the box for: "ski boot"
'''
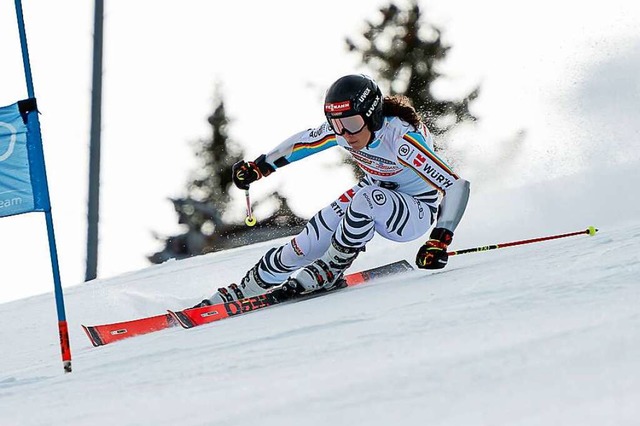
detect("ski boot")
[195,264,273,307]
[290,237,362,293]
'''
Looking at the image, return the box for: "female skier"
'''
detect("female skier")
[203,74,470,305]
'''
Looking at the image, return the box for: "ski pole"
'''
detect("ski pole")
[244,189,256,227]
[447,226,598,256]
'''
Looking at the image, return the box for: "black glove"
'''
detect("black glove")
[416,228,453,270]
[231,155,275,190]
[232,161,260,190]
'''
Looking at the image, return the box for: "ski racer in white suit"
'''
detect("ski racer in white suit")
[202,74,470,305]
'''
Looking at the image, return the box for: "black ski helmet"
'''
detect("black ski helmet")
[324,74,384,132]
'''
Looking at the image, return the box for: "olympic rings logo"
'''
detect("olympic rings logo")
[0,121,17,162]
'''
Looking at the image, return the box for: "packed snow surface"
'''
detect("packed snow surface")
[1,158,639,425]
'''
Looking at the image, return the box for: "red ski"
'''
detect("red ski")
[82,313,176,347]
[169,260,413,329]
[82,260,413,347]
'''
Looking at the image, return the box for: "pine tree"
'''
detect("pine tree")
[149,88,307,264]
[341,1,524,181]
[186,90,243,220]
[149,89,244,263]
[347,1,479,139]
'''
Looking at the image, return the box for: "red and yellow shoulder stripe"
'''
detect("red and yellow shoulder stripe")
[292,134,336,153]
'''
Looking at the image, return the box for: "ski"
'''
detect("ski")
[82,259,413,347]
[169,259,413,329]
[82,313,176,347]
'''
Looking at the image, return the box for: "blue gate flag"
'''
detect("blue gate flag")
[0,99,50,218]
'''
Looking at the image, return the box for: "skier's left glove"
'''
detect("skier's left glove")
[231,154,275,190]
[416,228,453,270]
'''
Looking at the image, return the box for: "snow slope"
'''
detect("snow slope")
[1,158,639,426]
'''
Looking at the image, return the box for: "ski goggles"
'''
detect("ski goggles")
[328,115,367,135]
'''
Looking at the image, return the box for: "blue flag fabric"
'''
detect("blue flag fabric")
[0,99,49,218]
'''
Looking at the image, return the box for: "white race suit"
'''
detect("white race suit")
[254,116,470,285]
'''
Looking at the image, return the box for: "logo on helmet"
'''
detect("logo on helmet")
[358,88,371,103]
[325,101,351,114]
[365,95,380,118]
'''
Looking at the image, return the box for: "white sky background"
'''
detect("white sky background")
[0,0,638,304]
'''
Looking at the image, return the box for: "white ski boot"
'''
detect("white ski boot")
[290,237,361,293]
[195,265,272,307]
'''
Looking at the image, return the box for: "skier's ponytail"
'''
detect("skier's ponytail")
[382,95,423,130]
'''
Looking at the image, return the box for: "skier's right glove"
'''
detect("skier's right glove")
[232,154,275,190]
[416,228,453,270]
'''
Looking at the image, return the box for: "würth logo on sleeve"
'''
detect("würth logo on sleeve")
[338,188,357,203]
[413,153,426,168]
[325,101,351,113]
